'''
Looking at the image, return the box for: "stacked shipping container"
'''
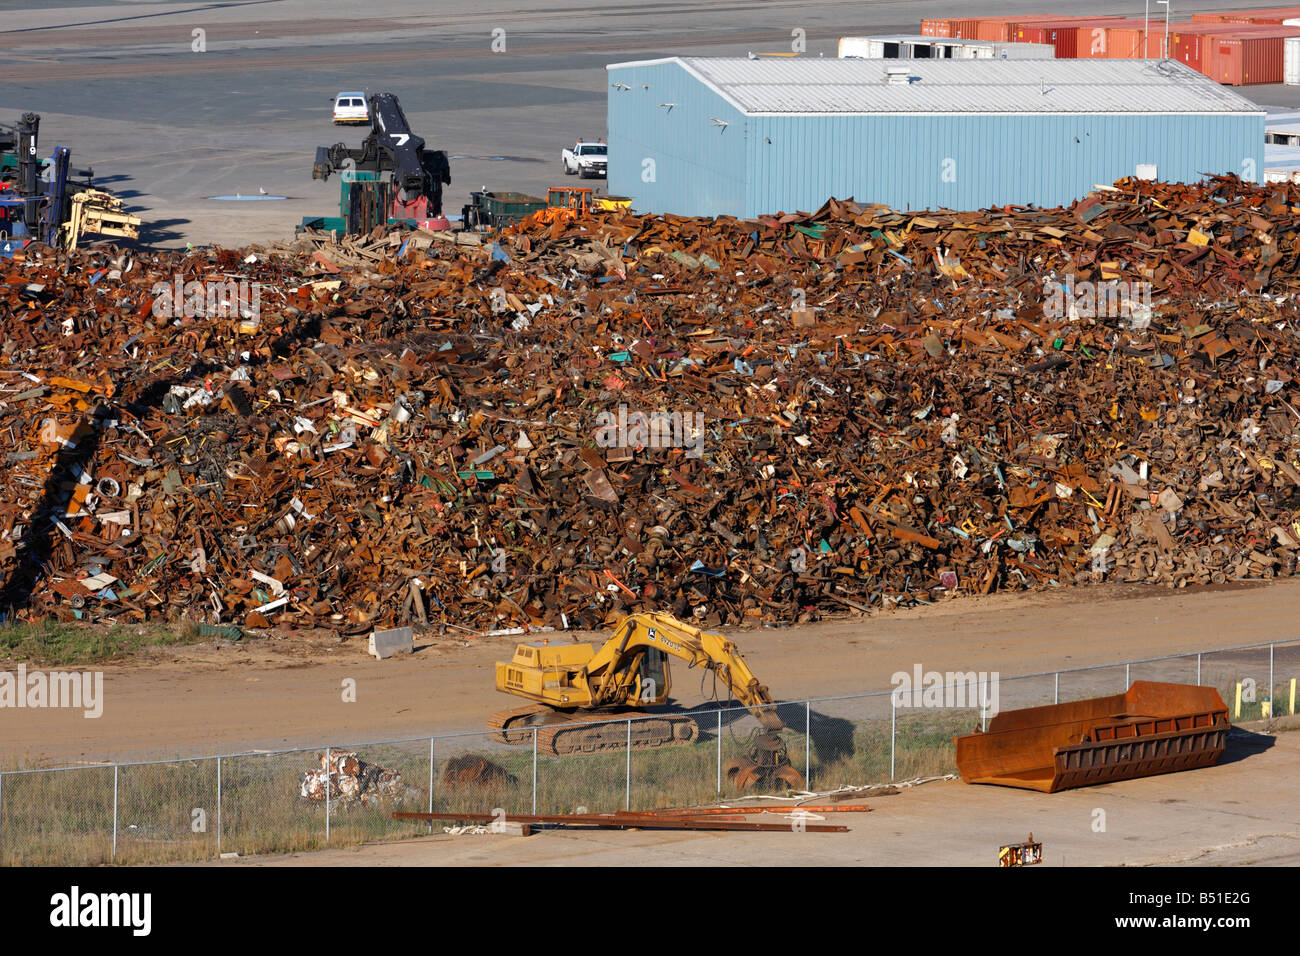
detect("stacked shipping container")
[1014,17,1121,57]
[1192,8,1300,24]
[1174,22,1300,77]
[922,9,1300,83]
[1206,31,1296,83]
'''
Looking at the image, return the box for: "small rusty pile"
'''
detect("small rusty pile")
[6,173,1300,636]
[299,750,407,805]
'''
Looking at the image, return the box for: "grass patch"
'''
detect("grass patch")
[0,619,200,666]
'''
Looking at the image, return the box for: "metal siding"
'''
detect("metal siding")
[741,113,1260,217]
[607,62,745,216]
[609,60,1262,218]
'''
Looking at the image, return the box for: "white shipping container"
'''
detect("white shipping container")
[838,35,1053,60]
[1287,36,1300,85]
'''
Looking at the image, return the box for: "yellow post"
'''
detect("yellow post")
[1235,682,1242,719]
[1290,678,1296,716]
[1263,698,1272,719]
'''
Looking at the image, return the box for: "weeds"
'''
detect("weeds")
[0,619,200,666]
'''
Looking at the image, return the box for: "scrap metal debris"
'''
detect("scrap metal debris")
[6,174,1300,634]
[442,754,517,788]
[299,750,409,805]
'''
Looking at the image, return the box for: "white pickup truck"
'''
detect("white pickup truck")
[561,141,608,178]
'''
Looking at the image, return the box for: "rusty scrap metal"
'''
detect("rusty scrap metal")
[392,810,850,832]
[6,175,1300,633]
[299,749,411,805]
[954,681,1230,792]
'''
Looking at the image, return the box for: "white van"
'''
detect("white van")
[331,92,369,126]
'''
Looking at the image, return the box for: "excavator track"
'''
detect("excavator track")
[486,705,557,744]
[535,712,700,757]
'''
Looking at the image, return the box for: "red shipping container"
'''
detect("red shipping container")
[1192,7,1300,23]
[1173,21,1300,70]
[1068,19,1160,57]
[921,18,951,37]
[1174,30,1213,70]
[1007,14,1097,32]
[1102,27,1147,58]
[1206,33,1286,83]
[1012,16,1121,45]
[1075,23,1112,57]
[947,18,983,39]
[1017,17,1123,57]
[971,14,1064,43]
[975,20,1014,42]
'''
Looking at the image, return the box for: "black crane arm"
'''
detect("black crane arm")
[311,93,449,214]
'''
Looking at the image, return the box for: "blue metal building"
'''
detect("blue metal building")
[605,57,1264,217]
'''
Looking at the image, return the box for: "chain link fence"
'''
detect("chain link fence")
[2,638,1295,865]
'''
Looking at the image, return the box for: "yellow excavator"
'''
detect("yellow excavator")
[488,612,805,790]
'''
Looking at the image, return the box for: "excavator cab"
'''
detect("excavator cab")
[626,646,669,707]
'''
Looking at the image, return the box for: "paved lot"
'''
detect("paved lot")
[4,0,1300,247]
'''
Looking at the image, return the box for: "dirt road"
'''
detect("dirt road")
[5,578,1297,766]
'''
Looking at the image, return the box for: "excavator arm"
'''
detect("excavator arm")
[585,613,784,731]
[312,92,450,215]
[488,611,803,790]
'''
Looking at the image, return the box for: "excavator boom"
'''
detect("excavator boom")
[586,613,783,730]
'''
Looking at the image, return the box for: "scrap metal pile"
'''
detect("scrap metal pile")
[299,750,410,805]
[4,174,1300,635]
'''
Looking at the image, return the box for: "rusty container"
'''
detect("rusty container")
[1194,7,1300,24]
[954,682,1229,793]
[1206,31,1291,84]
[1016,17,1121,57]
[973,15,1052,42]
[974,19,1015,43]
[1174,21,1300,72]
[946,18,984,39]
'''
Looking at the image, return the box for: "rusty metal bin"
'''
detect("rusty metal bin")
[954,682,1229,792]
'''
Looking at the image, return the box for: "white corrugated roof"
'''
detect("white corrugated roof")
[607,57,1263,116]
[1265,108,1300,135]
[1266,143,1300,167]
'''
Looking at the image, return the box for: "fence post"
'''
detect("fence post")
[325,746,331,844]
[428,738,435,832]
[625,719,632,812]
[531,729,538,816]
[805,700,811,790]
[1197,652,1202,686]
[1054,672,1059,705]
[112,765,119,861]
[890,695,896,783]
[1125,662,1130,689]
[216,756,222,858]
[1269,644,1275,727]
[716,709,722,793]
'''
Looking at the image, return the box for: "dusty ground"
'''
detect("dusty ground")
[4,577,1298,766]
[211,724,1300,867]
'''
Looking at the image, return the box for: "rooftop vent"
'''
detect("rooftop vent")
[884,64,912,85]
